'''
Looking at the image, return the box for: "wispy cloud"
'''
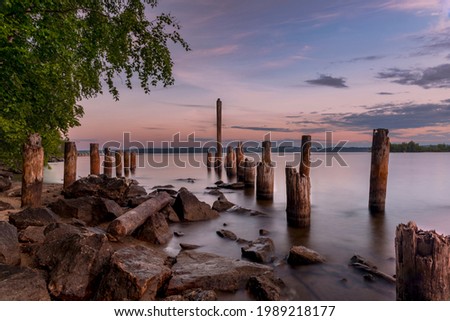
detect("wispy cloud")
[377,0,441,13]
[231,125,294,133]
[336,55,385,63]
[195,45,239,56]
[377,92,395,95]
[305,75,348,88]
[377,64,450,88]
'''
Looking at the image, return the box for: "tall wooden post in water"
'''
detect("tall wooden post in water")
[236,142,245,181]
[215,99,222,167]
[63,142,77,189]
[130,151,137,173]
[396,221,450,300]
[286,135,311,227]
[256,141,274,200]
[369,128,390,213]
[115,151,123,177]
[226,145,237,177]
[90,143,100,175]
[103,147,113,178]
[244,158,256,187]
[21,133,44,208]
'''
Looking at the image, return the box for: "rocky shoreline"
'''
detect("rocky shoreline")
[0,170,331,301]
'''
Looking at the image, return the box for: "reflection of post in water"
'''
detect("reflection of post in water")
[368,210,387,259]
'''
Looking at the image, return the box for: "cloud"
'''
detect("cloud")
[447,53,450,60]
[377,64,450,88]
[442,99,450,103]
[230,125,294,133]
[377,0,441,13]
[338,55,385,63]
[195,45,239,57]
[142,127,164,130]
[377,92,394,95]
[322,102,450,130]
[305,75,348,88]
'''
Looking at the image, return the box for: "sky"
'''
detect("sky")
[69,0,450,149]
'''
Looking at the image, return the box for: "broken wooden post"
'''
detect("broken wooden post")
[226,145,237,177]
[107,192,172,237]
[130,151,137,173]
[286,135,312,227]
[103,147,113,178]
[123,151,130,177]
[256,141,274,200]
[21,133,44,208]
[396,221,450,300]
[90,143,100,175]
[115,151,123,177]
[236,142,245,182]
[244,158,256,187]
[63,141,77,189]
[369,128,390,213]
[215,98,222,167]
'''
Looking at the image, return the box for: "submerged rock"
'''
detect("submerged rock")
[241,237,275,263]
[166,251,273,295]
[216,229,238,241]
[287,246,326,265]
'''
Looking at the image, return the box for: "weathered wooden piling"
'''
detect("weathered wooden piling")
[256,141,274,200]
[215,98,222,167]
[244,158,256,187]
[115,151,123,177]
[236,142,245,181]
[369,128,390,213]
[123,151,130,177]
[103,147,113,178]
[130,151,137,173]
[63,141,77,189]
[286,135,311,227]
[226,145,237,177]
[90,143,100,175]
[21,133,44,208]
[396,221,450,300]
[207,151,213,168]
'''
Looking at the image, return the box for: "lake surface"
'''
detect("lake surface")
[44,152,450,300]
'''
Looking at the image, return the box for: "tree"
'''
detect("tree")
[0,0,190,168]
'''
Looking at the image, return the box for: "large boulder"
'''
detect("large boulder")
[241,237,275,263]
[134,212,172,245]
[49,197,121,226]
[9,207,59,230]
[96,246,172,300]
[0,264,50,300]
[63,175,146,206]
[166,251,273,295]
[172,188,219,222]
[36,223,113,300]
[287,246,326,265]
[0,222,20,265]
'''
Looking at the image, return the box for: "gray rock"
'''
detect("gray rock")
[9,207,59,230]
[0,222,20,265]
[96,246,171,300]
[172,188,219,222]
[0,264,50,300]
[287,246,326,265]
[166,251,273,295]
[246,275,283,301]
[36,223,113,300]
[134,212,172,245]
[241,237,275,263]
[216,229,238,241]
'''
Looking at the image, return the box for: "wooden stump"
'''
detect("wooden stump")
[123,151,130,177]
[396,221,450,300]
[236,142,245,182]
[300,135,311,177]
[244,159,256,187]
[369,128,390,213]
[216,98,222,167]
[63,142,77,189]
[21,134,44,208]
[130,151,137,173]
[226,145,237,177]
[90,143,100,175]
[207,151,213,168]
[103,148,114,178]
[256,141,274,200]
[286,166,311,227]
[115,151,123,177]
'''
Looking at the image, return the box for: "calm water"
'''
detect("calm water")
[44,152,450,300]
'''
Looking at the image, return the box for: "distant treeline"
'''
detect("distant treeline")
[390,141,450,152]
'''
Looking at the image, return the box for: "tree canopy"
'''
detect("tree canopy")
[0,0,190,168]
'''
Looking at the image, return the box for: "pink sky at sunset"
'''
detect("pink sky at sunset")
[69,0,450,150]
